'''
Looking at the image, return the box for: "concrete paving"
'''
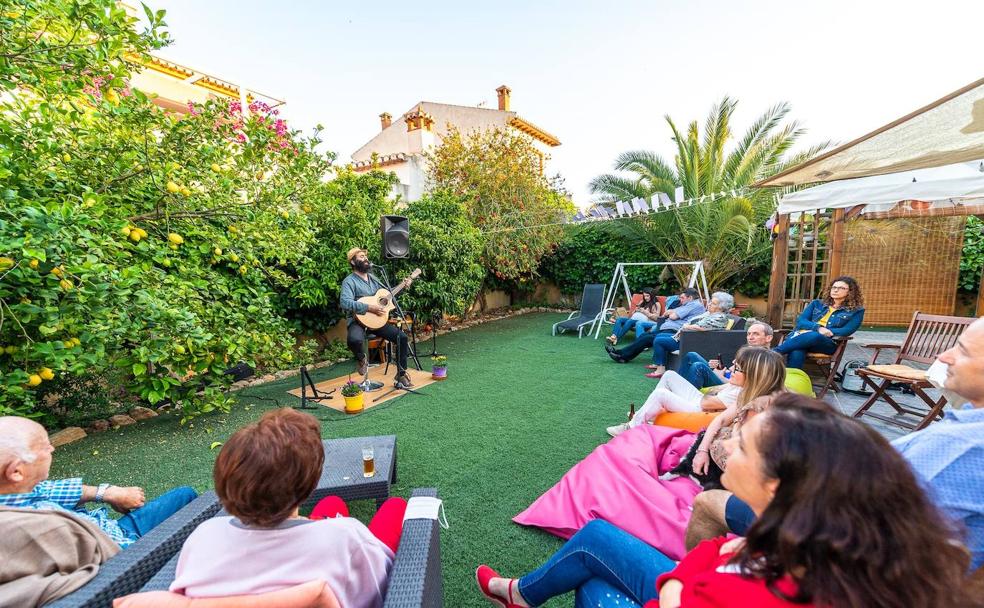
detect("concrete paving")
[816,329,941,442]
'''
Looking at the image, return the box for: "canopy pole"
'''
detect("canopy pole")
[828,208,846,280]
[767,214,791,329]
[977,266,984,318]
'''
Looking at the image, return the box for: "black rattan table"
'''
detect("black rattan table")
[303,435,398,509]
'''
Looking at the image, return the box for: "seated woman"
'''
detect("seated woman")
[483,394,972,608]
[606,346,784,437]
[607,288,663,345]
[169,409,403,607]
[774,276,864,369]
[643,291,734,379]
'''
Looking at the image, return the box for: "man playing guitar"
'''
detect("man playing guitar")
[339,247,413,387]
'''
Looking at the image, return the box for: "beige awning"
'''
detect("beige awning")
[756,76,984,188]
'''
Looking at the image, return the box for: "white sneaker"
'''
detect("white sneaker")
[606,422,630,438]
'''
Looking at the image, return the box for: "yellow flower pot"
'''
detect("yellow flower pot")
[343,392,364,414]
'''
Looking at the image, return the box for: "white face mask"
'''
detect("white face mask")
[403,496,449,529]
[927,360,967,409]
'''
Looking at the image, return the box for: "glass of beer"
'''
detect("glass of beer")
[362,447,375,478]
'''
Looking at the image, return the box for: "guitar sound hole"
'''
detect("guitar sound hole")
[379,298,389,306]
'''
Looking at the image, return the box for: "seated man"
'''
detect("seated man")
[604,288,708,372]
[677,320,774,390]
[0,416,197,548]
[685,316,984,571]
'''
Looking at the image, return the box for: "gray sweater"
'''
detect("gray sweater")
[339,273,383,325]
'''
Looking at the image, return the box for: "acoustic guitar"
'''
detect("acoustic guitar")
[354,268,422,330]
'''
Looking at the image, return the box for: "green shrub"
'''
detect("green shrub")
[959,216,984,293]
[538,224,669,295]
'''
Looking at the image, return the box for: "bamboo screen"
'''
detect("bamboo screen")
[840,217,966,326]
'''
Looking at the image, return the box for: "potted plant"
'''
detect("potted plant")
[431,355,448,380]
[341,380,364,414]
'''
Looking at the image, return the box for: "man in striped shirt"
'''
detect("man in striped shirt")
[0,416,196,548]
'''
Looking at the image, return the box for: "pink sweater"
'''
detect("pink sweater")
[170,516,394,608]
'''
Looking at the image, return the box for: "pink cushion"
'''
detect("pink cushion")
[113,580,340,608]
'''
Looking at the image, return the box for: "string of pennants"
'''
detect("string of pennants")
[568,187,748,224]
[483,187,749,234]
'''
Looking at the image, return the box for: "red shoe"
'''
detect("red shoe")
[645,370,665,378]
[645,364,661,369]
[476,565,523,608]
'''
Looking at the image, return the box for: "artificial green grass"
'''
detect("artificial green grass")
[51,313,661,607]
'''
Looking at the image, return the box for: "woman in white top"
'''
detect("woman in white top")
[170,408,404,608]
[607,347,786,437]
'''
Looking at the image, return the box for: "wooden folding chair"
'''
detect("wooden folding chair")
[775,331,852,398]
[852,312,974,431]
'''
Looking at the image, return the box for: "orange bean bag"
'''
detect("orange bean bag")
[651,411,720,433]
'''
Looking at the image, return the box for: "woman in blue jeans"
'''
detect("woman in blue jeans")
[607,289,662,345]
[475,394,971,608]
[774,276,864,369]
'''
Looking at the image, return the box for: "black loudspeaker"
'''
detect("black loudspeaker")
[380,215,410,259]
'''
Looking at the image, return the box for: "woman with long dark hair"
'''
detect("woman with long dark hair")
[775,275,864,369]
[607,288,663,345]
[478,394,974,608]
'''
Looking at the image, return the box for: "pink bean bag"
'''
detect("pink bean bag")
[513,424,701,560]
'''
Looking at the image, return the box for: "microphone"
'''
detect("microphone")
[369,262,385,269]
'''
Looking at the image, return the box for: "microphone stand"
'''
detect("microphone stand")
[369,265,423,373]
[421,311,444,357]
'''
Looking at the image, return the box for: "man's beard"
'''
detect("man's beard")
[354,259,371,273]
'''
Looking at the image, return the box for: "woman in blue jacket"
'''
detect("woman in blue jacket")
[775,276,865,369]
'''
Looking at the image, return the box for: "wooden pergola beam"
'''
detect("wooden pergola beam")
[767,214,790,329]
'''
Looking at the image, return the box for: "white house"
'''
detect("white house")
[350,85,561,201]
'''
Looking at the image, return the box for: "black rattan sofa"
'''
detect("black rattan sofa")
[49,488,442,607]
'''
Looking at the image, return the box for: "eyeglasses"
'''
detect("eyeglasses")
[830,285,849,291]
[733,364,744,373]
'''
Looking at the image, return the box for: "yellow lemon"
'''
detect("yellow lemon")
[180,187,192,197]
[121,226,132,237]
[280,210,289,219]
[4,345,16,354]
[168,233,184,245]
[211,163,221,173]
[39,367,55,381]
[0,257,14,270]
[213,247,222,256]
[63,340,74,348]
[229,253,239,263]
[238,265,247,275]
[174,344,186,354]
[62,153,71,163]
[302,205,312,213]
[59,278,73,290]
[166,181,180,194]
[51,266,63,277]
[169,243,178,250]
[28,259,39,269]
[27,374,42,387]
[104,89,120,105]
[228,225,238,234]
[129,230,142,242]
[162,259,172,268]
[71,337,81,346]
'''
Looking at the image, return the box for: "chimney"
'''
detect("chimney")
[496,85,511,111]
[379,112,392,130]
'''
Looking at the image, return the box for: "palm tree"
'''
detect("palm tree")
[589,97,829,287]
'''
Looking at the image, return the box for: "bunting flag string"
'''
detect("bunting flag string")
[484,187,750,234]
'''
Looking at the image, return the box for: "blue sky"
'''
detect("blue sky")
[146,0,984,204]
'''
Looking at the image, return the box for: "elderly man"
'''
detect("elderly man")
[0,416,197,548]
[676,320,774,389]
[685,317,984,570]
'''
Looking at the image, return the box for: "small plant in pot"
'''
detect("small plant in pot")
[341,380,364,414]
[431,355,448,380]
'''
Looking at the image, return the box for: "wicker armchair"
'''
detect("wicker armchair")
[134,488,442,608]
